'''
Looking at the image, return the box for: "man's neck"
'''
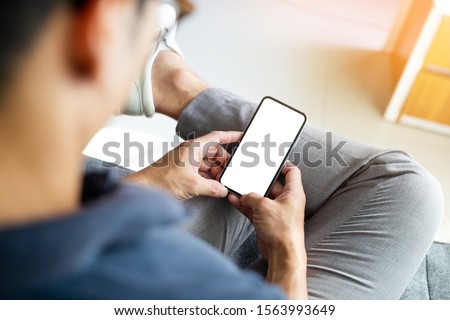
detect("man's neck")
[0,114,84,228]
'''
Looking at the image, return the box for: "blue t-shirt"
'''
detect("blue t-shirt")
[0,173,285,299]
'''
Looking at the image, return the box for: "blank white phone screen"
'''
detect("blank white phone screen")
[220,98,306,196]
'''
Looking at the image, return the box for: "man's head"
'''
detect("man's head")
[0,0,158,146]
[0,0,161,223]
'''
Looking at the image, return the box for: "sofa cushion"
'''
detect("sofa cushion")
[401,242,450,300]
[233,232,450,300]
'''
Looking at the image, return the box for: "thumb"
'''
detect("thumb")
[240,193,263,209]
[194,177,229,198]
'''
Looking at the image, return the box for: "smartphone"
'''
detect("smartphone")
[219,97,307,197]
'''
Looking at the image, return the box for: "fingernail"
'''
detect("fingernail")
[221,185,228,197]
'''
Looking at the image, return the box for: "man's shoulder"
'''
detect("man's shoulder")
[0,182,187,296]
[44,227,286,300]
[0,181,285,300]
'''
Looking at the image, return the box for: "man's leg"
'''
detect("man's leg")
[148,51,444,298]
[175,87,444,299]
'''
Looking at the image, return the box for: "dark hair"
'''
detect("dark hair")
[0,0,147,96]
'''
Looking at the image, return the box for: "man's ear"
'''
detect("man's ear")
[70,0,127,79]
[70,0,102,77]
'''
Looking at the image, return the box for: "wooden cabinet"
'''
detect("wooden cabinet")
[402,71,450,125]
[385,1,450,136]
[425,16,450,69]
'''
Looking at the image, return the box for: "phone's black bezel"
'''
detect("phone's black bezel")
[219,96,307,198]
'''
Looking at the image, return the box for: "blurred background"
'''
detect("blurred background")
[84,0,450,242]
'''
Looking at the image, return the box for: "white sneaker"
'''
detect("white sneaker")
[124,4,184,117]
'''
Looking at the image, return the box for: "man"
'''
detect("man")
[0,0,444,299]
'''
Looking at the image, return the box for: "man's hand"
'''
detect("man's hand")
[228,163,308,299]
[124,131,242,200]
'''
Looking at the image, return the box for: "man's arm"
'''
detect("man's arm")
[266,236,308,299]
[228,164,308,299]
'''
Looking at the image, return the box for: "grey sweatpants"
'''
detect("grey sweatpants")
[174,88,444,299]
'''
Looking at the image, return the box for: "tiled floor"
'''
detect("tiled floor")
[85,0,450,242]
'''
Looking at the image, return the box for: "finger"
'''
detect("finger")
[204,146,219,159]
[198,171,212,180]
[201,145,230,176]
[200,158,226,176]
[240,192,264,209]
[193,176,229,198]
[205,144,230,164]
[228,194,253,222]
[201,150,228,171]
[209,164,225,180]
[194,131,243,156]
[269,181,284,199]
[199,158,217,172]
[281,162,302,192]
[196,131,243,146]
[205,155,229,179]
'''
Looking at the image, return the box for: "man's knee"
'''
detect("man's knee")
[376,151,444,233]
[407,164,444,233]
